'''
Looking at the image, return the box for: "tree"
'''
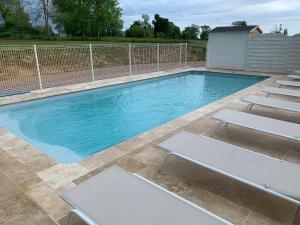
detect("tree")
[200,25,210,40]
[0,0,31,29]
[125,21,146,37]
[272,24,283,33]
[272,24,288,35]
[125,14,153,38]
[92,0,123,38]
[52,0,123,38]
[38,0,52,34]
[141,14,153,37]
[182,24,200,39]
[52,0,92,37]
[152,14,169,36]
[167,22,180,38]
[29,0,53,34]
[152,14,181,38]
[232,20,247,27]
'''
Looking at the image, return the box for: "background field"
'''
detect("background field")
[0,37,207,47]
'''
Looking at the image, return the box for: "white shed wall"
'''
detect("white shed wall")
[206,32,249,70]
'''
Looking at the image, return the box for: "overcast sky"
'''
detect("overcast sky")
[119,0,300,35]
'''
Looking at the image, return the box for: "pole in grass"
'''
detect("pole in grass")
[89,44,95,82]
[33,45,43,91]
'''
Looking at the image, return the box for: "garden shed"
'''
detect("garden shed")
[206,25,263,70]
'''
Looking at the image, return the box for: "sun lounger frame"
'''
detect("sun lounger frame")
[158,132,300,205]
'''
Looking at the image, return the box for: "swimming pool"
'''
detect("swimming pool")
[0,71,267,163]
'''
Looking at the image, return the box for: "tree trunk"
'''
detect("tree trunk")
[41,0,49,34]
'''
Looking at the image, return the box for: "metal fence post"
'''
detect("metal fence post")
[128,43,132,76]
[179,43,182,67]
[157,43,160,72]
[33,45,43,90]
[89,44,95,82]
[184,43,188,67]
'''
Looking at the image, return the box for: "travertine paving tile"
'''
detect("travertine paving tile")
[130,146,167,168]
[37,163,89,189]
[242,211,283,225]
[181,186,250,225]
[115,156,147,172]
[221,181,298,224]
[79,146,127,171]
[291,207,300,225]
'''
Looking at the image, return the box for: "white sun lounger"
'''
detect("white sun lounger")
[262,87,300,98]
[212,109,300,141]
[158,131,300,203]
[288,75,300,80]
[294,70,300,75]
[61,166,232,225]
[277,80,300,87]
[243,95,300,113]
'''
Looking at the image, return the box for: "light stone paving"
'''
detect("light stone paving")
[0,67,299,225]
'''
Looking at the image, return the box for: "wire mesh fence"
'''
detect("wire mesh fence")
[0,43,206,96]
[0,45,40,95]
[37,45,91,88]
[93,44,130,80]
[187,44,206,67]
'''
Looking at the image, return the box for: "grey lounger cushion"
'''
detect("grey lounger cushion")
[212,109,300,141]
[243,95,300,113]
[288,75,300,80]
[61,166,232,225]
[262,87,300,98]
[158,131,300,202]
[277,80,300,87]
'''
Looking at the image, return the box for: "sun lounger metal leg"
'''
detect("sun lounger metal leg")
[66,211,73,225]
[66,209,98,225]
[247,103,254,111]
[158,153,175,174]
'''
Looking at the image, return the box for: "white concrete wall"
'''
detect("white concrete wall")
[206,32,249,70]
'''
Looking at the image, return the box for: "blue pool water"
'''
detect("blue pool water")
[0,71,267,163]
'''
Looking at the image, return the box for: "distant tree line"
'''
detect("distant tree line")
[0,0,123,38]
[0,1,211,40]
[125,14,211,40]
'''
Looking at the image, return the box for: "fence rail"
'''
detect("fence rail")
[0,43,205,96]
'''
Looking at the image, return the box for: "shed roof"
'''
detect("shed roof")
[210,26,262,33]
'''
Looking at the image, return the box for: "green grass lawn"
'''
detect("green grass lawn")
[0,37,207,47]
